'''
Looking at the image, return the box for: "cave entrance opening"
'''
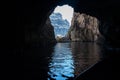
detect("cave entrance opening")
[47,4,104,80]
[49,5,74,41]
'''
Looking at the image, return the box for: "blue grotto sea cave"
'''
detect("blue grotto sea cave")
[14,1,120,80]
[47,5,105,80]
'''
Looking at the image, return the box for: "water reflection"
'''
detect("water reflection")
[70,42,102,76]
[48,43,74,80]
[48,42,102,80]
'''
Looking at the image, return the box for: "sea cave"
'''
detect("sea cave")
[9,0,120,80]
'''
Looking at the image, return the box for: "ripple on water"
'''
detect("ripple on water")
[48,42,103,80]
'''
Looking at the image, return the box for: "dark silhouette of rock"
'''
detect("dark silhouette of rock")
[24,18,56,47]
[67,12,100,41]
[40,18,56,46]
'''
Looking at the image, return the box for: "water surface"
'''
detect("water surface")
[47,42,103,80]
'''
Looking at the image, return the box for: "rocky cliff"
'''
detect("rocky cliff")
[67,12,100,41]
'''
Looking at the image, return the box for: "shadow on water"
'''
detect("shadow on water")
[23,42,104,80]
[47,42,103,80]
[23,41,120,80]
[24,45,55,80]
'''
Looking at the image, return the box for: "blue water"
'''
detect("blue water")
[47,42,103,80]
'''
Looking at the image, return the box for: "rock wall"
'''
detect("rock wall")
[15,0,120,48]
[39,18,56,46]
[67,12,100,41]
[24,18,56,47]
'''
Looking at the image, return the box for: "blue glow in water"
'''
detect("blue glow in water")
[48,43,74,80]
[47,42,102,80]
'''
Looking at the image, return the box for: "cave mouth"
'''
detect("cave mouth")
[49,5,74,38]
[49,5,101,42]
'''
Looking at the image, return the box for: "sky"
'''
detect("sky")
[54,5,74,25]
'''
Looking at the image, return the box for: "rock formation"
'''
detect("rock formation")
[40,18,56,46]
[24,17,56,47]
[67,12,100,41]
[56,36,70,42]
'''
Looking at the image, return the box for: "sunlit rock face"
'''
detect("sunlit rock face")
[67,12,100,41]
[50,13,70,37]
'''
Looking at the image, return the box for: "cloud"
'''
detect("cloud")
[54,5,74,25]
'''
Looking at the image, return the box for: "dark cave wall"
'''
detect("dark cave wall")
[24,17,56,47]
[16,0,58,47]
[16,0,120,48]
[7,1,119,79]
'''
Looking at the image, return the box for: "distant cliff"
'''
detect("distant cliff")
[67,12,101,41]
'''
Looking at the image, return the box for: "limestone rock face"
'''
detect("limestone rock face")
[67,12,100,41]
